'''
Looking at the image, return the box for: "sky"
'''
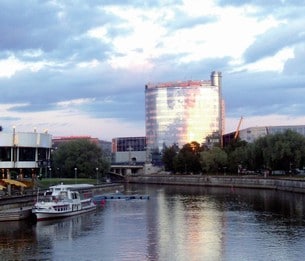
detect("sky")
[1,0,305,141]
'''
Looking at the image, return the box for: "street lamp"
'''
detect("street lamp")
[96,167,99,185]
[74,167,77,184]
[49,167,52,186]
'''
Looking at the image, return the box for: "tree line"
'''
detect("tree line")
[162,130,305,175]
[48,130,305,178]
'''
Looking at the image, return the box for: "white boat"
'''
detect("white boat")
[32,184,96,221]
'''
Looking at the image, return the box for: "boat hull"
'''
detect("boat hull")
[32,205,96,221]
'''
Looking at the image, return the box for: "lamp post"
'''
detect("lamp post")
[74,167,77,184]
[49,167,52,186]
[96,167,99,185]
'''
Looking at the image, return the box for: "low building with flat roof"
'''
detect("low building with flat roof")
[223,125,305,145]
[0,128,52,179]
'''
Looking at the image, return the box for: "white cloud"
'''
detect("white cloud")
[77,59,100,68]
[0,56,27,78]
[97,2,281,72]
[232,47,295,73]
[57,98,95,108]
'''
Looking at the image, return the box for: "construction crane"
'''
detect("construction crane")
[234,116,243,140]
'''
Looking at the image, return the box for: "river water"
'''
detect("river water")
[1,184,305,261]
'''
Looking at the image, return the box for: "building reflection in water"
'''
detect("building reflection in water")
[148,187,223,260]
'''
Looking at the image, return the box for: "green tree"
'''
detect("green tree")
[173,142,202,174]
[227,144,250,173]
[223,138,249,173]
[162,144,179,172]
[252,130,305,172]
[52,139,110,179]
[200,147,228,173]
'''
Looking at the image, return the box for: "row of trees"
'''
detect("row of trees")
[48,129,305,178]
[162,130,305,174]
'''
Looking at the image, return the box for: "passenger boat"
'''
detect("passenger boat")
[32,184,96,221]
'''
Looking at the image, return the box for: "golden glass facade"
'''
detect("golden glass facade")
[145,72,223,151]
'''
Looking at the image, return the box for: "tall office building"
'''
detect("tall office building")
[145,71,224,152]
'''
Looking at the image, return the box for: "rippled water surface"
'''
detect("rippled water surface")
[1,184,305,261]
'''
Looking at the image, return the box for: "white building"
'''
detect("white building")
[0,128,52,178]
[238,125,305,143]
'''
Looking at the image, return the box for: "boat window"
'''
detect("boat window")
[59,192,67,199]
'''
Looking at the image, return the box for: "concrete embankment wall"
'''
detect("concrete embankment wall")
[126,175,305,194]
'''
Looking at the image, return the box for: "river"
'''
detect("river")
[0,184,305,261]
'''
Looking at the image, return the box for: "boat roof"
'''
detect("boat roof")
[49,184,94,190]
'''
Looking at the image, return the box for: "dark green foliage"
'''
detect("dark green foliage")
[161,130,305,175]
[162,144,179,171]
[52,139,110,179]
[172,141,203,174]
[252,130,305,172]
[200,147,228,173]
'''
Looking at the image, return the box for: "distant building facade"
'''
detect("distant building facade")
[111,137,146,164]
[52,136,100,148]
[145,71,224,152]
[224,125,305,144]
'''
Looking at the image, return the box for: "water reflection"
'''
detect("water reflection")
[0,185,305,260]
[139,185,305,261]
[0,220,35,260]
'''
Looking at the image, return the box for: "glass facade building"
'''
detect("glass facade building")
[111,137,147,164]
[145,71,223,152]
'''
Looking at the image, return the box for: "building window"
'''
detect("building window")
[19,147,35,161]
[38,148,48,160]
[0,147,11,161]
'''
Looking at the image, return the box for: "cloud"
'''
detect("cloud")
[243,21,305,63]
[0,0,304,140]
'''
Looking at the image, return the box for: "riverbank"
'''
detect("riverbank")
[126,174,305,194]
